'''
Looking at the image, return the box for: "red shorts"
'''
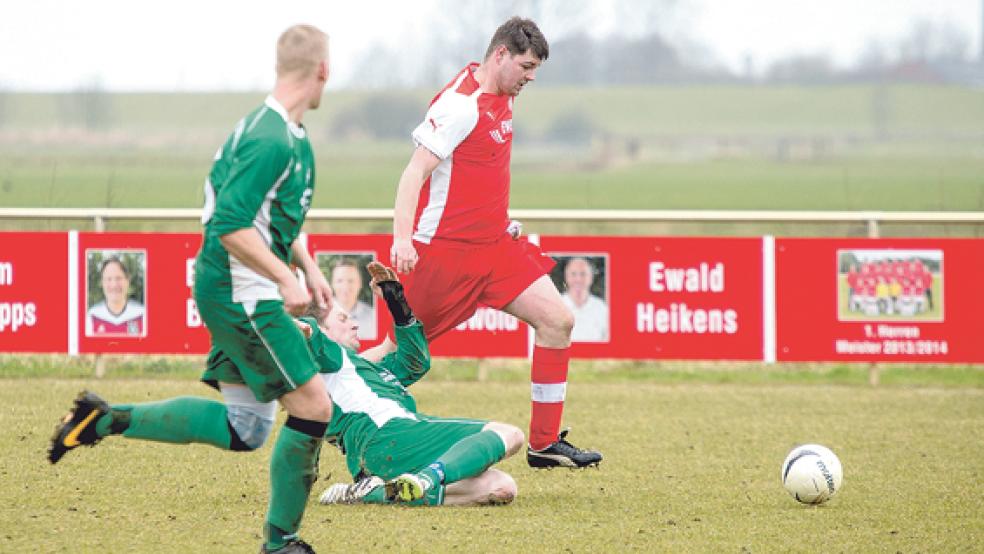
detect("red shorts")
[402,236,556,341]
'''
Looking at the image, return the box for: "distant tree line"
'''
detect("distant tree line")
[353,0,981,88]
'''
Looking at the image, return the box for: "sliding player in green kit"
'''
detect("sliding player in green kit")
[307,262,525,507]
[48,25,334,554]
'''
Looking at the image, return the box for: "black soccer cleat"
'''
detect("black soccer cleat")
[527,428,603,469]
[260,539,316,554]
[260,539,315,554]
[48,390,110,464]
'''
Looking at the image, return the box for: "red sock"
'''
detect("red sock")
[529,345,570,450]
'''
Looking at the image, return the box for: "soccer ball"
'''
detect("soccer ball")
[781,444,843,505]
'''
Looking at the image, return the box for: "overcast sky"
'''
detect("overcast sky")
[1,0,979,91]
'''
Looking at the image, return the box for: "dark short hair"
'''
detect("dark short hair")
[485,17,549,61]
[304,300,328,325]
[333,257,358,270]
[99,257,129,279]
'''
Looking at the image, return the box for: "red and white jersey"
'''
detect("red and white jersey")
[411,63,514,245]
[86,300,145,337]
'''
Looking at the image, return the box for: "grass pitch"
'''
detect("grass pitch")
[2,371,982,552]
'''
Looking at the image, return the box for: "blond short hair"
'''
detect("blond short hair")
[276,24,328,79]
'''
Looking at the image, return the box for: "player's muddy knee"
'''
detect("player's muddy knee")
[486,472,517,505]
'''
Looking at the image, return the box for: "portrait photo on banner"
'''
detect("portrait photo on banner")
[837,248,944,322]
[549,253,610,343]
[315,251,377,340]
[85,249,147,337]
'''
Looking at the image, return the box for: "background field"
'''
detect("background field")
[2,368,982,553]
[2,85,983,237]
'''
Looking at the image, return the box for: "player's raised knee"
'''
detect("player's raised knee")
[551,305,575,337]
[281,377,334,422]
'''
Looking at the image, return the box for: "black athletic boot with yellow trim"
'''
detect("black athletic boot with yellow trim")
[48,391,109,464]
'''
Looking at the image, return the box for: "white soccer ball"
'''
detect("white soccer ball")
[781,444,843,505]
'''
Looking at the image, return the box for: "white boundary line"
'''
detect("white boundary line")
[68,231,79,356]
[762,235,776,363]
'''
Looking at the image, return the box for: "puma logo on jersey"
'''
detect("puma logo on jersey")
[300,189,313,211]
[429,118,438,131]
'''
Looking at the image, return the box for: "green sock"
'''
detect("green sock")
[421,484,445,506]
[264,523,295,552]
[265,424,323,550]
[94,408,131,437]
[423,430,506,486]
[94,397,233,450]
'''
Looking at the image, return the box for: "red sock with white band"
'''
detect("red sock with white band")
[529,345,570,450]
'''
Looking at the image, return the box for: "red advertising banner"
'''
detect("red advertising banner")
[6,231,984,364]
[306,234,528,357]
[775,238,984,363]
[0,232,69,353]
[77,233,210,354]
[539,236,764,360]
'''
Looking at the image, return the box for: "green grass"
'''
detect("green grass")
[5,85,983,136]
[1,84,982,236]
[4,354,983,387]
[3,373,982,552]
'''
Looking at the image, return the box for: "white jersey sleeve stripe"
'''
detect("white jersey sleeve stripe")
[411,72,479,160]
[321,347,417,428]
[412,155,453,244]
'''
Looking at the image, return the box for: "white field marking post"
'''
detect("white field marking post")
[867,219,879,238]
[68,231,79,356]
[762,235,776,363]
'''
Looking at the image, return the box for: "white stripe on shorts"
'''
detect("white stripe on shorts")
[531,382,567,403]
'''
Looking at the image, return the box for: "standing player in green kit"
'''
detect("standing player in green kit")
[48,25,334,554]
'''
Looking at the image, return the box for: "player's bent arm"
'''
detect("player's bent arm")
[368,262,430,384]
[290,240,320,277]
[291,240,332,309]
[358,336,395,363]
[220,228,295,284]
[393,146,442,246]
[380,322,431,386]
[220,228,309,313]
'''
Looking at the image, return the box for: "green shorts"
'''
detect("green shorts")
[354,414,487,480]
[198,295,318,403]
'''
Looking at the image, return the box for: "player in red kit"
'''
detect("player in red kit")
[382,17,601,469]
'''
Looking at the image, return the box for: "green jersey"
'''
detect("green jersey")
[196,95,316,303]
[302,318,431,471]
